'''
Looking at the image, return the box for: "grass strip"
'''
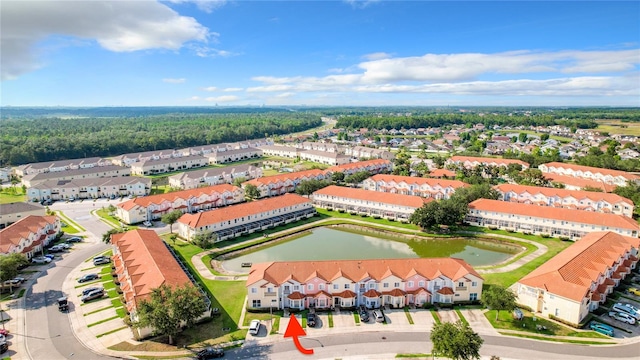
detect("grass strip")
[84,306,114,316]
[354,311,360,325]
[455,309,468,326]
[270,316,280,335]
[328,311,334,328]
[55,211,85,231]
[499,332,616,345]
[404,307,414,325]
[430,309,441,325]
[88,315,120,327]
[96,326,129,338]
[396,354,432,358]
[116,307,127,319]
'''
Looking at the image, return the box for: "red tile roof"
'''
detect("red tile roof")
[111,229,192,310]
[326,159,391,173]
[437,287,455,295]
[519,232,640,302]
[542,173,617,193]
[494,184,633,206]
[363,289,382,298]
[0,215,58,253]
[429,169,456,178]
[117,184,240,211]
[313,185,431,209]
[243,169,325,187]
[449,156,529,167]
[247,258,482,287]
[469,199,639,231]
[335,290,357,298]
[368,174,469,190]
[541,162,640,181]
[178,193,311,229]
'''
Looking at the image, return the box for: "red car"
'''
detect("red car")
[0,329,8,336]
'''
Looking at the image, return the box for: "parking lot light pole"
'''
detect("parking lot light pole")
[270,299,277,331]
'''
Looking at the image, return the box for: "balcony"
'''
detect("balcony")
[265,292,277,297]
[455,286,467,291]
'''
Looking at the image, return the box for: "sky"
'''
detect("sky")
[1,0,639,107]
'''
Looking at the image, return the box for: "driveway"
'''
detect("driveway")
[436,308,459,323]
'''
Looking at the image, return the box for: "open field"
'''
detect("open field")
[596,120,640,136]
[0,186,27,204]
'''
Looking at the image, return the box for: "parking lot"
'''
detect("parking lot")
[590,274,640,339]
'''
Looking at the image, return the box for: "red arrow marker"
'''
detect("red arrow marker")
[284,314,314,355]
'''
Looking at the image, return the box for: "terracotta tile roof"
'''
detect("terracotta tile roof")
[469,199,640,231]
[363,289,382,298]
[437,287,455,295]
[243,169,326,187]
[326,159,391,173]
[518,232,640,302]
[313,185,431,209]
[110,229,192,310]
[368,174,469,190]
[287,292,305,300]
[117,184,240,211]
[540,162,640,181]
[494,184,633,206]
[178,193,311,229]
[382,289,406,297]
[0,215,58,253]
[335,290,357,298]
[407,288,432,296]
[542,173,617,192]
[247,258,482,287]
[448,156,529,167]
[429,169,456,178]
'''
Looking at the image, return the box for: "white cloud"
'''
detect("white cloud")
[202,86,218,91]
[188,96,201,101]
[167,0,228,13]
[343,0,381,9]
[205,95,239,102]
[223,87,244,92]
[362,52,392,61]
[189,45,236,58]
[1,0,209,80]
[275,92,295,98]
[163,78,186,84]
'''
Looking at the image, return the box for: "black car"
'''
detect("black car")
[78,273,99,283]
[359,308,370,322]
[0,342,8,354]
[196,347,224,359]
[307,312,317,327]
[82,286,104,296]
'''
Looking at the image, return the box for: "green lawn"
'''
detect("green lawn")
[0,187,27,204]
[484,310,608,338]
[316,208,421,230]
[596,120,640,136]
[55,211,86,232]
[502,333,615,345]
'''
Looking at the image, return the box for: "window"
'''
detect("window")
[419,281,425,287]
[471,281,477,287]
[408,281,414,288]
[333,284,339,290]
[344,284,350,289]
[394,282,400,288]
[308,284,314,291]
[319,284,324,290]
[458,282,464,287]
[383,283,389,288]
[470,293,477,301]
[252,300,261,307]
[251,288,257,294]
[368,283,375,289]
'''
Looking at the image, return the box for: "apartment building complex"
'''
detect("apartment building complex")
[516,231,639,325]
[116,184,244,224]
[21,165,131,187]
[246,258,483,311]
[0,215,60,258]
[130,155,209,176]
[543,173,617,193]
[242,169,328,198]
[14,157,111,177]
[539,162,639,187]
[0,203,46,229]
[362,174,469,200]
[27,177,151,202]
[445,156,530,170]
[168,164,262,190]
[177,193,315,242]
[325,159,393,176]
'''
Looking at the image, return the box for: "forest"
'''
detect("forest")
[0,108,321,166]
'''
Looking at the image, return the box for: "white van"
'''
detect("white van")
[612,303,640,320]
[249,319,261,335]
[372,310,385,322]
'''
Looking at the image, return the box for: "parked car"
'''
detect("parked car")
[307,312,317,327]
[627,287,640,296]
[3,278,22,287]
[93,256,110,266]
[608,311,637,325]
[0,334,5,344]
[80,289,105,303]
[359,305,370,322]
[512,308,524,320]
[78,273,99,283]
[31,257,51,264]
[612,303,640,320]
[60,243,71,249]
[249,319,261,335]
[48,245,64,252]
[589,322,614,337]
[82,286,104,296]
[66,237,83,243]
[44,254,55,261]
[13,277,26,284]
[142,221,152,227]
[0,341,7,354]
[373,310,385,322]
[0,329,8,336]
[196,347,224,359]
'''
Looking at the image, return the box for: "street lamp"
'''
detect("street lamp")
[270,299,277,332]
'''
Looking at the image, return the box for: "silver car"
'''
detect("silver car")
[608,311,636,325]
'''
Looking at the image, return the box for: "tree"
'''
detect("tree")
[136,284,207,345]
[430,321,483,360]
[540,133,550,141]
[295,179,331,196]
[107,204,117,213]
[102,228,125,244]
[0,253,29,292]
[161,210,183,233]
[582,185,604,193]
[232,176,247,187]
[244,183,261,200]
[344,170,371,185]
[481,285,517,321]
[392,149,411,176]
[191,231,217,249]
[331,171,345,183]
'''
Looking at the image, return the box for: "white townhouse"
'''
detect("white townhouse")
[494,183,635,218]
[0,203,46,229]
[130,155,208,176]
[258,144,300,158]
[298,150,351,166]
[445,155,530,170]
[543,173,618,193]
[168,164,262,190]
[246,258,483,311]
[242,169,328,198]
[27,177,151,202]
[110,149,181,167]
[300,142,340,153]
[517,232,639,325]
[177,193,315,242]
[203,147,262,164]
[116,184,244,224]
[466,199,639,239]
[312,185,429,222]
[0,215,61,259]
[362,174,469,200]
[0,168,10,183]
[14,157,110,177]
[344,146,395,161]
[538,162,640,186]
[325,159,393,176]
[21,165,131,187]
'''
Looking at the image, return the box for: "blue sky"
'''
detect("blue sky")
[1,1,639,106]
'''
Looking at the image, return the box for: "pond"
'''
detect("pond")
[221,226,520,273]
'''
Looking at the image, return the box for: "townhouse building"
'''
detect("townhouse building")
[494,184,634,217]
[0,203,46,229]
[242,169,328,198]
[543,173,617,193]
[0,168,12,183]
[344,146,395,161]
[516,232,639,325]
[116,184,244,224]
[258,144,300,158]
[246,258,483,311]
[27,177,151,202]
[168,164,262,190]
[111,150,180,167]
[14,157,110,177]
[203,147,262,164]
[312,185,429,222]
[538,162,639,186]
[21,165,131,188]
[445,156,530,170]
[177,193,315,242]
[130,155,208,176]
[362,174,469,200]
[0,215,60,259]
[298,150,351,166]
[300,142,340,153]
[111,229,211,339]
[466,199,639,239]
[325,159,393,176]
[429,169,457,179]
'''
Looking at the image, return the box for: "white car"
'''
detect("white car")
[608,311,637,325]
[143,221,152,227]
[613,302,640,319]
[249,319,261,335]
[31,257,52,264]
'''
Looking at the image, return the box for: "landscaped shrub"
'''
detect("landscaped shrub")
[559,236,570,241]
[488,226,498,230]
[540,233,551,238]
